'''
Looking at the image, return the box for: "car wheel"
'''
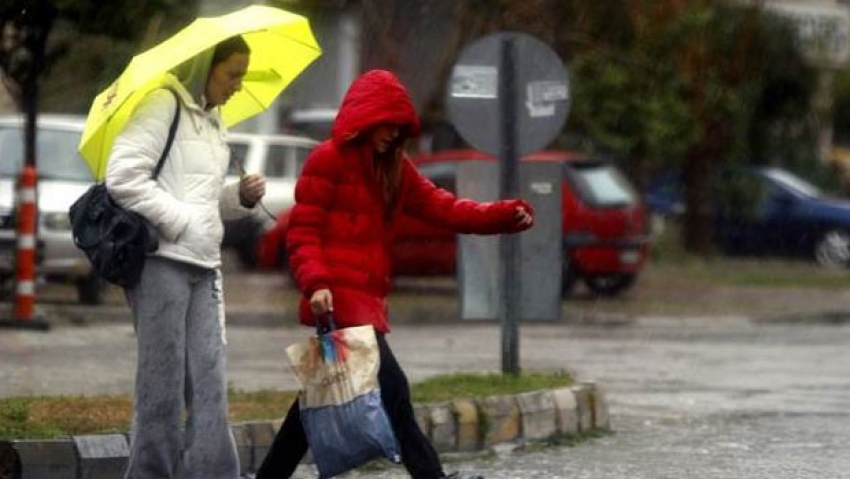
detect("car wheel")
[814,230,850,268]
[0,274,10,300]
[584,273,636,297]
[236,221,265,269]
[76,273,106,305]
[561,262,579,297]
[223,217,265,269]
[237,238,260,269]
[278,247,290,272]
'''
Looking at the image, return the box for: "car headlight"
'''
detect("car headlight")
[42,211,72,231]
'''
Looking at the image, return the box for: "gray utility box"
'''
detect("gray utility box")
[456,160,562,321]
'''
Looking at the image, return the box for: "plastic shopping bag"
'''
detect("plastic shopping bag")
[285,318,401,478]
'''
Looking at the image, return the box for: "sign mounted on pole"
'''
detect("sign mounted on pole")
[447,31,570,157]
[446,31,569,375]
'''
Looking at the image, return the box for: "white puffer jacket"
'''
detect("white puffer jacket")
[105,77,252,269]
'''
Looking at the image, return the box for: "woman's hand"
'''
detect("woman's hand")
[310,288,334,316]
[514,204,534,228]
[239,174,266,207]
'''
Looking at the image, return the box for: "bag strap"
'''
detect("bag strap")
[152,87,181,180]
[316,313,337,335]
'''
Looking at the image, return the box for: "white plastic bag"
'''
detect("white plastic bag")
[285,322,400,478]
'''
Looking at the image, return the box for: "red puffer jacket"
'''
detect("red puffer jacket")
[286,70,532,333]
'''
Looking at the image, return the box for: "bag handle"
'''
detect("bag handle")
[152,87,181,180]
[315,312,337,335]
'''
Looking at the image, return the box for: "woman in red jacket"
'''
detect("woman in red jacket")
[256,69,533,479]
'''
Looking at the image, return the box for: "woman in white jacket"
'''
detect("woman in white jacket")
[105,35,265,479]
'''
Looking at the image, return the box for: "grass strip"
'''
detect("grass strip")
[0,371,573,440]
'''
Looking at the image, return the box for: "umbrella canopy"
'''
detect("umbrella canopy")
[78,4,321,180]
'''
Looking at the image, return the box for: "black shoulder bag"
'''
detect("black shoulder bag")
[69,88,181,288]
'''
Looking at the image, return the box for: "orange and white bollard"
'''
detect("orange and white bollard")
[0,165,49,330]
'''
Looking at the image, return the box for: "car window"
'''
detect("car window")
[569,163,636,206]
[294,147,311,176]
[264,145,291,179]
[227,142,250,175]
[0,126,92,182]
[417,162,458,192]
[763,168,822,198]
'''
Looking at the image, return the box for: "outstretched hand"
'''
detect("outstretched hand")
[514,204,533,228]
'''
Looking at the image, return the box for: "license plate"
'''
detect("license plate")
[619,249,641,265]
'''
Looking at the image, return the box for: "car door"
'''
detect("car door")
[716,168,808,256]
[714,169,773,254]
[260,142,313,215]
[760,170,826,257]
[755,178,805,255]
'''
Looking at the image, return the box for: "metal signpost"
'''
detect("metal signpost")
[0,0,55,330]
[446,32,569,374]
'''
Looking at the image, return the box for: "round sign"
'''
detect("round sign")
[446,31,570,156]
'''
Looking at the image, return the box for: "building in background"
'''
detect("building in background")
[764,0,850,66]
[760,0,850,164]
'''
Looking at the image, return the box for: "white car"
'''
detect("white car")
[0,118,317,304]
[222,131,318,267]
[0,114,104,304]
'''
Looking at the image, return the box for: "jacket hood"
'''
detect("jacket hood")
[331,69,421,143]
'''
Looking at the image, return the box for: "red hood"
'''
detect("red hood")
[331,69,421,143]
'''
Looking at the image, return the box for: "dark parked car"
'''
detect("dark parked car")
[257,149,651,297]
[645,165,850,267]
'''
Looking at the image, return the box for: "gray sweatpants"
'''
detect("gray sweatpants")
[123,257,238,479]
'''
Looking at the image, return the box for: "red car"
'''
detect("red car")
[256,149,650,296]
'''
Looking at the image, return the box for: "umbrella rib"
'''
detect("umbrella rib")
[283,37,321,51]
[241,87,265,109]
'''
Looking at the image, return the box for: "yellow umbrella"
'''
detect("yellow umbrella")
[78,4,322,180]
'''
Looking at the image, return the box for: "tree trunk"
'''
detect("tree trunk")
[681,143,715,255]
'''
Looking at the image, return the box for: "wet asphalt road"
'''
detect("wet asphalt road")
[316,318,850,479]
[1,270,849,478]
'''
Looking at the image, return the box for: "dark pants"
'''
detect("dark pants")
[256,333,445,479]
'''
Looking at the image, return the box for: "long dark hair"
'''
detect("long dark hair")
[372,135,407,220]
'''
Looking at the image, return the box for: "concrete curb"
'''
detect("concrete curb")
[0,382,608,478]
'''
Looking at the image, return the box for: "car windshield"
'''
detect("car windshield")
[0,126,93,182]
[762,168,822,198]
[570,163,637,206]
